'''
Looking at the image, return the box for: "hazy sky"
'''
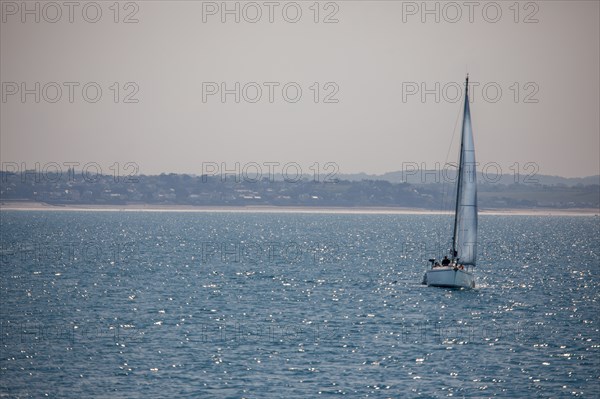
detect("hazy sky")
[1,0,599,178]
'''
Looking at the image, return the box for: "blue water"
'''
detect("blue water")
[0,211,598,398]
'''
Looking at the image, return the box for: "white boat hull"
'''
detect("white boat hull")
[424,267,475,289]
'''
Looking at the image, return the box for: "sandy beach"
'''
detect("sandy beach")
[0,201,597,216]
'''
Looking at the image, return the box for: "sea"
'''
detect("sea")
[0,211,598,398]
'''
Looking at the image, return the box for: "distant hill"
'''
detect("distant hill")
[1,169,598,210]
[337,171,600,187]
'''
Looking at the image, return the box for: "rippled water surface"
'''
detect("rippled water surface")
[1,211,598,398]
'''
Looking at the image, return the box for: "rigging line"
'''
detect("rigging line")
[437,95,464,258]
[443,100,464,173]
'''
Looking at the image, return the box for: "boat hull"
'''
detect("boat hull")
[424,267,475,289]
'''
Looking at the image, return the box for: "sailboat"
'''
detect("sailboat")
[423,75,477,289]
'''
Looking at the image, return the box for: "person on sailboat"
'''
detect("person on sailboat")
[441,256,450,266]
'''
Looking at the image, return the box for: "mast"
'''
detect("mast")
[451,75,469,261]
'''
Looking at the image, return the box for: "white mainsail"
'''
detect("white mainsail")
[452,76,478,266]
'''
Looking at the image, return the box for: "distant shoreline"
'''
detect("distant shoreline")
[0,201,597,216]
